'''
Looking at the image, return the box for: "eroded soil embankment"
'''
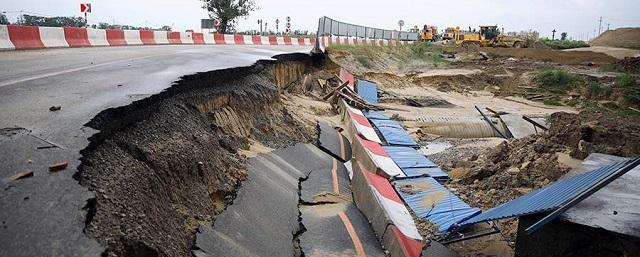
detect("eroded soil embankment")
[76,53,320,257]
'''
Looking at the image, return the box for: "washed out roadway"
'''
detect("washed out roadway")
[0,44,311,257]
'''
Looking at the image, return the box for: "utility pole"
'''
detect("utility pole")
[276,19,279,35]
[607,23,610,31]
[598,16,602,35]
[552,29,556,40]
[258,19,262,35]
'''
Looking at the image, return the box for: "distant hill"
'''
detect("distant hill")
[591,28,640,49]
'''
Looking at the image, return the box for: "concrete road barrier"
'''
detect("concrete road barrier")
[63,27,90,47]
[382,225,424,257]
[0,24,317,51]
[352,161,423,257]
[105,29,126,46]
[86,28,109,46]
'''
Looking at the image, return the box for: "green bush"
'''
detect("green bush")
[586,82,612,99]
[537,38,589,49]
[617,74,640,105]
[534,69,581,92]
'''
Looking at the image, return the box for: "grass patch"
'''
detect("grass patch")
[586,82,612,99]
[616,74,640,106]
[328,42,446,69]
[543,97,563,106]
[537,38,589,49]
[534,68,581,93]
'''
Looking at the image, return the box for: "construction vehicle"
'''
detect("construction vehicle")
[442,27,460,40]
[456,25,525,48]
[420,25,439,42]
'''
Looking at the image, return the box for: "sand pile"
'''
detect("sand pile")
[591,28,640,49]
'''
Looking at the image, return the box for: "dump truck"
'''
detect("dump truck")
[442,27,460,40]
[456,25,525,48]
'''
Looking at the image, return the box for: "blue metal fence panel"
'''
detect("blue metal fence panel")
[460,160,634,226]
[383,146,449,179]
[369,119,418,147]
[394,177,481,233]
[403,167,449,180]
[356,79,378,104]
[363,110,390,120]
[383,146,437,168]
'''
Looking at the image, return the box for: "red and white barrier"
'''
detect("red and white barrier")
[0,24,318,51]
[352,134,405,178]
[345,105,382,143]
[339,67,355,88]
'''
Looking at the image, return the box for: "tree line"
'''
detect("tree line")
[0,14,171,31]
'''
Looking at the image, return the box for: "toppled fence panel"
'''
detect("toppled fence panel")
[393,177,481,234]
[370,118,418,147]
[356,79,378,104]
[383,146,449,180]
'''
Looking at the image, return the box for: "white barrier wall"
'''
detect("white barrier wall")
[153,31,169,45]
[39,27,68,48]
[203,34,215,44]
[123,30,143,45]
[0,26,14,50]
[180,32,194,44]
[87,28,109,46]
[223,34,235,45]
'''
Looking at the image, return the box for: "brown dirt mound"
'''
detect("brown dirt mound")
[591,27,640,49]
[444,110,640,244]
[479,48,617,65]
[449,110,640,210]
[611,57,640,74]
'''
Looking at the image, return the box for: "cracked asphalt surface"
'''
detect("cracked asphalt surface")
[0,44,312,257]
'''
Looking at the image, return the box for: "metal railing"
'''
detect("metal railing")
[316,16,419,41]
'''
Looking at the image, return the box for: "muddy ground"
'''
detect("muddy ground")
[327,43,640,257]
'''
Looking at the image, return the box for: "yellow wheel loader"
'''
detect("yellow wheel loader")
[456,25,525,48]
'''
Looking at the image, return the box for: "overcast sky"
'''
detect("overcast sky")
[2,0,639,40]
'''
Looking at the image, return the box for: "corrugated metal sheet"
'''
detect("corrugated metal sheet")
[369,119,418,147]
[460,159,635,227]
[403,167,448,180]
[356,79,378,104]
[383,146,449,179]
[363,110,391,120]
[393,177,481,234]
[383,146,437,168]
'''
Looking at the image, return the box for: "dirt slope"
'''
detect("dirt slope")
[591,28,640,49]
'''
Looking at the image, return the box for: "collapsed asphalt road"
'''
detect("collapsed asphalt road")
[0,44,311,257]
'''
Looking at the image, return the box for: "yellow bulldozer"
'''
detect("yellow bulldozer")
[420,24,439,42]
[456,25,525,48]
[442,27,460,40]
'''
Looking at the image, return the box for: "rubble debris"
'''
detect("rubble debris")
[49,106,61,111]
[447,110,640,210]
[49,162,68,172]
